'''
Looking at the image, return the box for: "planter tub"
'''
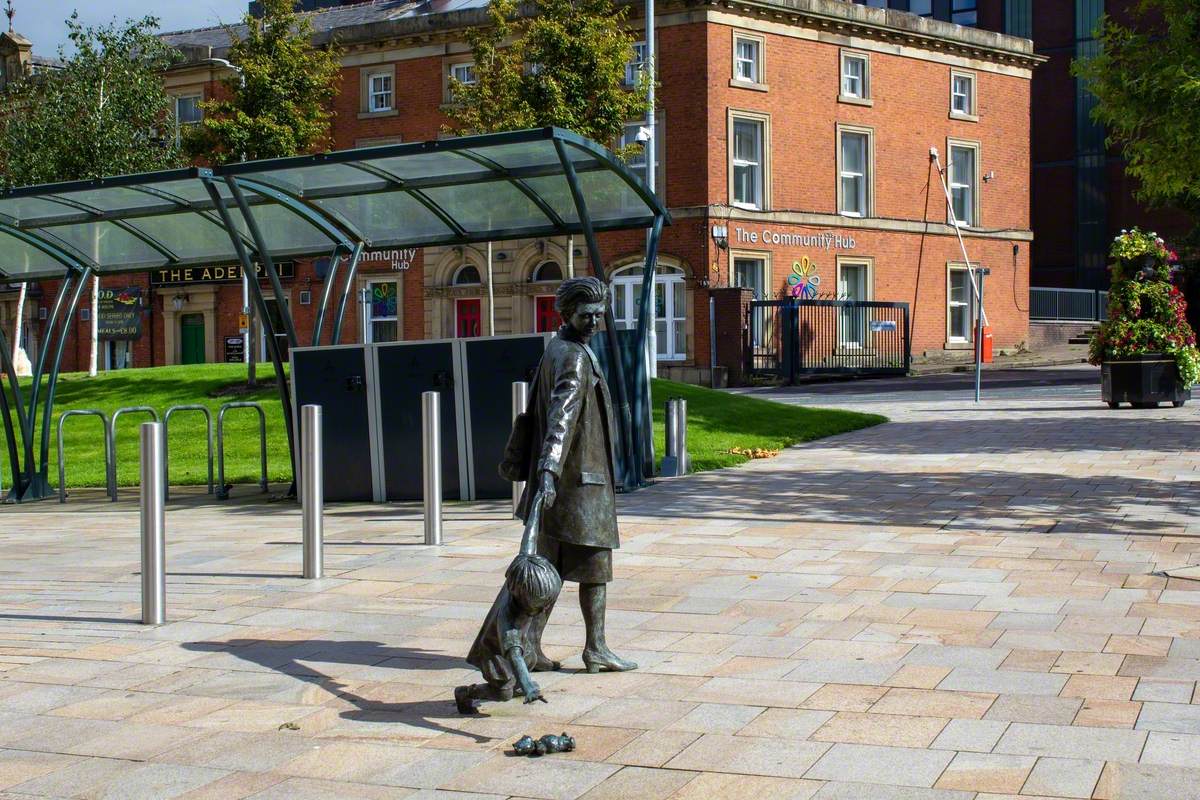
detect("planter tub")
[1101,353,1191,408]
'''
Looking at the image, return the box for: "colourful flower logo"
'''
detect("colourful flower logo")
[787,257,821,299]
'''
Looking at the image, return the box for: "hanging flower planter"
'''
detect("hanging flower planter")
[1090,228,1199,409]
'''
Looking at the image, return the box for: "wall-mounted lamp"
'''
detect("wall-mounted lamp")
[496,251,508,261]
[1012,243,1019,257]
[171,293,189,312]
[711,224,729,250]
[983,171,996,183]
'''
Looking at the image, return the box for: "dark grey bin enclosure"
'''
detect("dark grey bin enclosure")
[460,335,549,500]
[292,334,550,503]
[290,345,377,502]
[373,340,460,503]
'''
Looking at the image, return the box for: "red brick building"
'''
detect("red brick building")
[2,0,1040,381]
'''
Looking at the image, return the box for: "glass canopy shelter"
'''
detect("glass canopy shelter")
[0,127,669,502]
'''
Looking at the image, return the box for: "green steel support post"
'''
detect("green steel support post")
[204,178,299,493]
[633,214,664,474]
[0,323,26,499]
[33,267,93,497]
[225,178,300,349]
[311,245,345,347]
[553,138,640,491]
[25,269,79,483]
[332,242,364,345]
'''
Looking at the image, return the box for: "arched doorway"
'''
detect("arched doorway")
[610,263,687,361]
[452,264,482,338]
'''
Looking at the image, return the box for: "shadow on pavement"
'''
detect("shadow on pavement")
[181,639,489,742]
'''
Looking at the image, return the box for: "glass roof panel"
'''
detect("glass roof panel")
[239,163,385,196]
[523,171,651,226]
[421,182,553,235]
[0,196,86,225]
[48,187,170,214]
[148,178,232,206]
[314,192,453,247]
[122,213,239,264]
[0,231,69,279]
[362,151,483,181]
[463,140,562,171]
[41,222,167,269]
[241,201,337,254]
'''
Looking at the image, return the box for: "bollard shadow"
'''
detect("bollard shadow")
[181,638,492,742]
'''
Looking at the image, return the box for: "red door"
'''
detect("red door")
[534,295,559,333]
[456,298,481,337]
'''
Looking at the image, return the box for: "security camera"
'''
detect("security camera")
[636,126,652,143]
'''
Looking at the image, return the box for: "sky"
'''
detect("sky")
[15,1,248,57]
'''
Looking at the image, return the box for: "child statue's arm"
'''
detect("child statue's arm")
[501,628,545,704]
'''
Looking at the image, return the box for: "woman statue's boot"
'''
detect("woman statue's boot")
[579,583,637,673]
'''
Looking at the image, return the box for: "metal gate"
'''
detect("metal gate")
[747,299,911,382]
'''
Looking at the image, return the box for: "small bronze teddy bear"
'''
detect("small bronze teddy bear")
[513,732,575,757]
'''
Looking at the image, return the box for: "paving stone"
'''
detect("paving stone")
[1132,679,1195,703]
[664,733,829,778]
[1135,701,1200,733]
[930,719,1010,752]
[813,784,972,800]
[870,688,996,719]
[576,766,697,800]
[811,712,948,747]
[1141,731,1200,768]
[1093,762,1200,800]
[993,722,1147,761]
[0,749,81,791]
[938,668,1068,696]
[671,772,823,800]
[934,752,1036,794]
[1020,757,1103,798]
[441,754,618,800]
[804,743,954,787]
[1073,699,1142,728]
[983,694,1082,725]
[736,708,836,740]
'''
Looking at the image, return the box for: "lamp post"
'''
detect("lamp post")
[205,58,253,374]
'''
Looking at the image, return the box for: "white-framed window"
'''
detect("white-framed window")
[531,260,563,282]
[733,252,770,347]
[837,257,873,349]
[453,263,482,285]
[730,113,768,210]
[174,94,202,142]
[366,279,399,343]
[840,51,869,101]
[947,264,978,343]
[451,62,477,86]
[611,263,687,361]
[837,125,872,217]
[368,72,393,112]
[948,140,979,226]
[732,33,763,84]
[950,70,976,118]
[625,40,647,87]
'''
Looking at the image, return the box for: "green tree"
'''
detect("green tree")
[1073,0,1200,221]
[184,0,343,164]
[0,14,182,185]
[445,0,649,148]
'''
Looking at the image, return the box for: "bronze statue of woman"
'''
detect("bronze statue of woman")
[513,276,637,674]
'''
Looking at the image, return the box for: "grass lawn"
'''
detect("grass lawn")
[2,365,885,489]
[650,379,886,472]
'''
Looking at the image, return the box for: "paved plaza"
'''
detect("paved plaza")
[2,365,1199,799]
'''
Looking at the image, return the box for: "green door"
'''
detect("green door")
[181,313,206,364]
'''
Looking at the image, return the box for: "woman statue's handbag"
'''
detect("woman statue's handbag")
[498,377,539,482]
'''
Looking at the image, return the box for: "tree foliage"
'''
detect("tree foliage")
[445,0,649,150]
[1073,0,1200,216]
[0,14,183,187]
[184,0,342,164]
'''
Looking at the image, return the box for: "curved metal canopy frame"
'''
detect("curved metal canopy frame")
[0,128,669,502]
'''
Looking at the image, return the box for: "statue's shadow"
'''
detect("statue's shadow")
[181,639,492,743]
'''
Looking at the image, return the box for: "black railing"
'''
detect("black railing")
[747,299,911,383]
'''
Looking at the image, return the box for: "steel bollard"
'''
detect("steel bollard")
[422,390,443,546]
[301,404,324,579]
[140,422,166,625]
[511,381,529,517]
[661,398,682,477]
[675,398,690,475]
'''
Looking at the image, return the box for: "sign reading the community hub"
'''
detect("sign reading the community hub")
[734,228,856,250]
[362,248,417,271]
[97,287,142,340]
[150,262,296,286]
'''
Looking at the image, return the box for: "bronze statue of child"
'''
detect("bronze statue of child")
[455,533,562,714]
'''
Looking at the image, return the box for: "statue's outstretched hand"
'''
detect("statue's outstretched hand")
[540,471,557,509]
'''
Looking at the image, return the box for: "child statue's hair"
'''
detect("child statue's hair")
[505,554,562,611]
